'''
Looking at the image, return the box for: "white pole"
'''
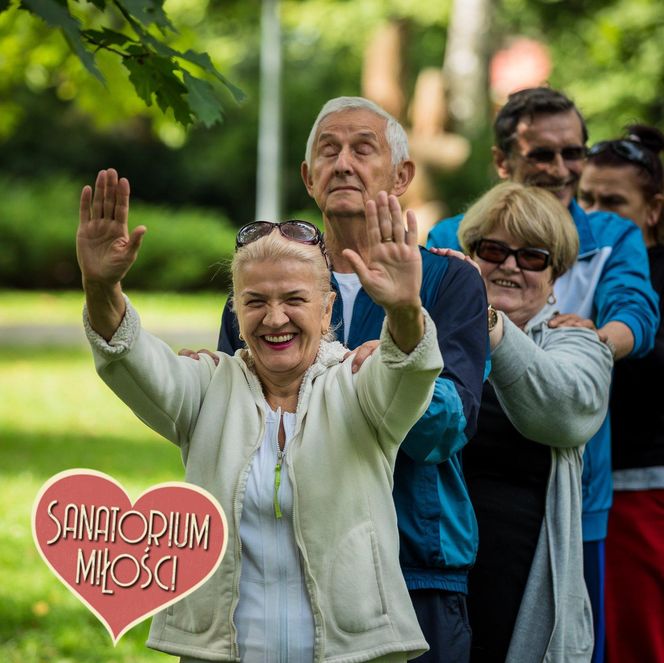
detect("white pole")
[442,0,491,134]
[256,0,282,220]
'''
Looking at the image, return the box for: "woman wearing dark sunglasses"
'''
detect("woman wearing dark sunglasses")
[447,182,613,662]
[77,169,441,662]
[579,125,664,663]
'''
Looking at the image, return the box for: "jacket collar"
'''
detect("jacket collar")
[568,199,598,257]
[235,339,348,415]
[523,302,559,334]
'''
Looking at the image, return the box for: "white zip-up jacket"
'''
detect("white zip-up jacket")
[85,300,442,662]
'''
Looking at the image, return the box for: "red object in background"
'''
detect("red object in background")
[490,38,552,105]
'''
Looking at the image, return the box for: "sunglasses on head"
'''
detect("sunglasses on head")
[473,239,551,272]
[235,220,329,266]
[521,146,587,164]
[587,139,656,175]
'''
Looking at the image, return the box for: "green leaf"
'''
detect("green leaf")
[83,27,135,48]
[155,76,192,126]
[112,7,244,106]
[122,56,155,105]
[119,0,174,32]
[180,49,246,102]
[149,56,190,123]
[183,71,223,128]
[22,0,104,83]
[123,53,192,125]
[130,29,245,104]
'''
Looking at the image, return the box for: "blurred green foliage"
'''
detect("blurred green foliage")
[0,344,183,661]
[8,0,244,128]
[0,177,237,290]
[494,0,664,139]
[0,0,662,290]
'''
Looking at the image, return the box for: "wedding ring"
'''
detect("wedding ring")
[381,237,394,243]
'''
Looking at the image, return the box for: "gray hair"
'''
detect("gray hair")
[304,96,410,167]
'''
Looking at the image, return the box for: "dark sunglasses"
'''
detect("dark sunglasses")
[522,146,587,164]
[473,239,551,272]
[235,220,329,267]
[587,139,656,175]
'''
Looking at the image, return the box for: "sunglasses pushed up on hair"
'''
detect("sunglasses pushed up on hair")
[587,139,657,175]
[473,239,551,272]
[235,220,330,268]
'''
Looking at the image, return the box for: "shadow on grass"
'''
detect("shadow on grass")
[0,429,184,486]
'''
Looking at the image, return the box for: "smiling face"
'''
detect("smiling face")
[473,226,554,329]
[301,108,412,221]
[494,110,585,209]
[234,258,334,389]
[579,162,662,248]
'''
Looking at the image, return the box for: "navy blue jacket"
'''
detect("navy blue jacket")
[428,200,660,541]
[218,247,489,592]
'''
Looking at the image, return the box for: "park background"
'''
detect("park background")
[1,0,662,660]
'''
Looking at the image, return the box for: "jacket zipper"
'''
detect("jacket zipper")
[273,407,286,519]
[274,448,284,519]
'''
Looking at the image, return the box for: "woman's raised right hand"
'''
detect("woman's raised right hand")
[76,168,146,286]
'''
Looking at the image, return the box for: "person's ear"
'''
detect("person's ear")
[392,159,416,196]
[301,161,315,198]
[321,291,335,333]
[492,146,512,180]
[646,193,664,228]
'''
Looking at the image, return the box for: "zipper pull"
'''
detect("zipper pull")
[273,450,283,519]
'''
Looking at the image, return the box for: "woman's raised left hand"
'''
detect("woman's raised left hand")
[342,191,423,353]
[342,191,422,312]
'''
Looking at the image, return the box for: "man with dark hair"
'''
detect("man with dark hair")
[492,86,588,156]
[429,86,659,663]
[490,87,587,214]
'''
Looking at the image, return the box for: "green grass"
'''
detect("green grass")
[0,291,227,661]
[0,289,227,329]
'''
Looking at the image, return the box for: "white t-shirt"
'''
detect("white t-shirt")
[333,271,362,344]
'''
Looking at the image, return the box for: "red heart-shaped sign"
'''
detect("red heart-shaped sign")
[32,469,228,644]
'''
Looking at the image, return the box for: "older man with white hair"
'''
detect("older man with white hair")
[215,97,488,662]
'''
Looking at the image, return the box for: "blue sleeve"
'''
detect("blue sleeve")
[401,255,489,463]
[593,218,660,358]
[426,214,464,250]
[217,295,243,354]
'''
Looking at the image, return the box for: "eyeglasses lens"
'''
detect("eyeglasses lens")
[279,221,319,243]
[526,146,586,163]
[517,249,550,270]
[476,240,549,271]
[236,222,274,247]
